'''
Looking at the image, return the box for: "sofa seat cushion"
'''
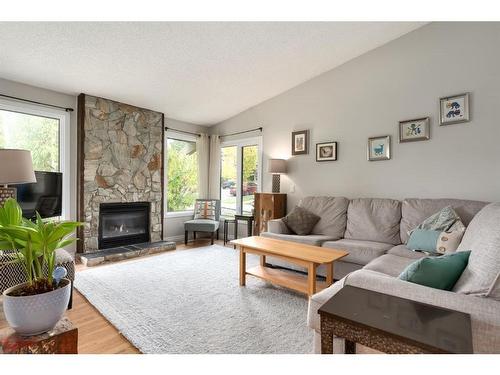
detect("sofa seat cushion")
[184,219,220,232]
[298,196,349,239]
[388,245,429,259]
[260,232,337,246]
[363,254,420,277]
[453,202,500,299]
[400,198,487,243]
[344,198,402,245]
[322,239,392,266]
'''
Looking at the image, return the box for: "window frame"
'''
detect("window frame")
[0,98,71,220]
[164,131,199,218]
[220,136,263,218]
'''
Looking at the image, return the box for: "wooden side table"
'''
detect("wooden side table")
[318,286,473,354]
[0,317,78,354]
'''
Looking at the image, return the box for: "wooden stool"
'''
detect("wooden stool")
[0,317,78,354]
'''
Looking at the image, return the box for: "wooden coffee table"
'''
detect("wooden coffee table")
[231,236,348,296]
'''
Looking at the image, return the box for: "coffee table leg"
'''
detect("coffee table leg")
[260,255,266,267]
[326,262,334,286]
[239,247,246,286]
[308,263,317,296]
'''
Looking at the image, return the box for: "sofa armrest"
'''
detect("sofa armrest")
[266,218,291,234]
[308,269,500,353]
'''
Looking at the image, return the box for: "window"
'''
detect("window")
[166,136,198,213]
[0,110,60,172]
[220,137,262,218]
[0,98,70,218]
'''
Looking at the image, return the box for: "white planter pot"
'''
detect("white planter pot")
[2,279,71,336]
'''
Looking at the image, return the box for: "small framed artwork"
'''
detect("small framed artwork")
[367,135,391,161]
[439,92,470,125]
[291,130,309,155]
[316,142,337,162]
[399,117,430,143]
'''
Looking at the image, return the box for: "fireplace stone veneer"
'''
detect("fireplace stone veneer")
[77,94,164,252]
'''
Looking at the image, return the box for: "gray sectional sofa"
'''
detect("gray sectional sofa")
[261,196,500,353]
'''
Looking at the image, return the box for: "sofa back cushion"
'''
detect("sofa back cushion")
[344,198,402,245]
[298,196,349,239]
[453,202,500,300]
[400,198,487,243]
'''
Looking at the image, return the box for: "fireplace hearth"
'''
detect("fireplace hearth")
[98,202,151,249]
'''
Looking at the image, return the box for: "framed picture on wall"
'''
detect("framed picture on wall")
[439,92,470,125]
[367,135,391,161]
[399,117,430,142]
[316,142,337,161]
[291,130,309,155]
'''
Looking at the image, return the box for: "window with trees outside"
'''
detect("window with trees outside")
[166,136,198,213]
[0,99,70,218]
[220,137,262,218]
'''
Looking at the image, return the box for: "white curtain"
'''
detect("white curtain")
[208,135,221,199]
[196,133,210,199]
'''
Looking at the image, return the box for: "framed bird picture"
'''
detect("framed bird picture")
[439,93,470,125]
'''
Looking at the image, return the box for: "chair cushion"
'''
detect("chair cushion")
[363,254,419,277]
[184,219,219,232]
[344,198,402,245]
[399,251,471,291]
[260,232,336,246]
[282,206,320,235]
[322,239,393,266]
[453,202,500,298]
[387,245,429,260]
[400,198,487,243]
[298,196,349,239]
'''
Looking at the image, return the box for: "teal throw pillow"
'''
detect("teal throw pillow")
[406,228,465,255]
[398,251,471,291]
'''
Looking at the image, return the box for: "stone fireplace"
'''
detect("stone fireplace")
[77,94,164,253]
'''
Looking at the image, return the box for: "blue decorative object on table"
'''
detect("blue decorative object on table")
[53,266,67,287]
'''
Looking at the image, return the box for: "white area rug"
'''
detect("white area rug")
[74,245,313,354]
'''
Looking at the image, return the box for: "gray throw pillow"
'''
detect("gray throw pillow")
[408,206,465,240]
[282,206,320,235]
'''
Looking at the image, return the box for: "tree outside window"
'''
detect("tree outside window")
[0,109,60,172]
[166,138,198,212]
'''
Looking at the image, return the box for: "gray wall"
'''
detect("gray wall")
[211,22,500,211]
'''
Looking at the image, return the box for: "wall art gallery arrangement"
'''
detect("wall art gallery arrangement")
[291,92,470,163]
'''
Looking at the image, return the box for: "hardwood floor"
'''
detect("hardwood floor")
[1,238,227,354]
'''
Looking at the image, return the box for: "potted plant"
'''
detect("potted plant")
[0,198,82,336]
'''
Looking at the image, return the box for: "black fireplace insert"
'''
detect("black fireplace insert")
[98,202,151,249]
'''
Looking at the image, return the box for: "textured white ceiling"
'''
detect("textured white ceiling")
[0,22,426,125]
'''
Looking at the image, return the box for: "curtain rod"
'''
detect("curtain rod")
[0,93,74,112]
[164,126,201,137]
[220,127,263,138]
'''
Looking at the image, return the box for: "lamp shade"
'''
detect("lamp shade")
[0,149,36,185]
[267,158,287,174]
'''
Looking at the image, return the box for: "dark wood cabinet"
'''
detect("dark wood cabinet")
[253,193,286,235]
